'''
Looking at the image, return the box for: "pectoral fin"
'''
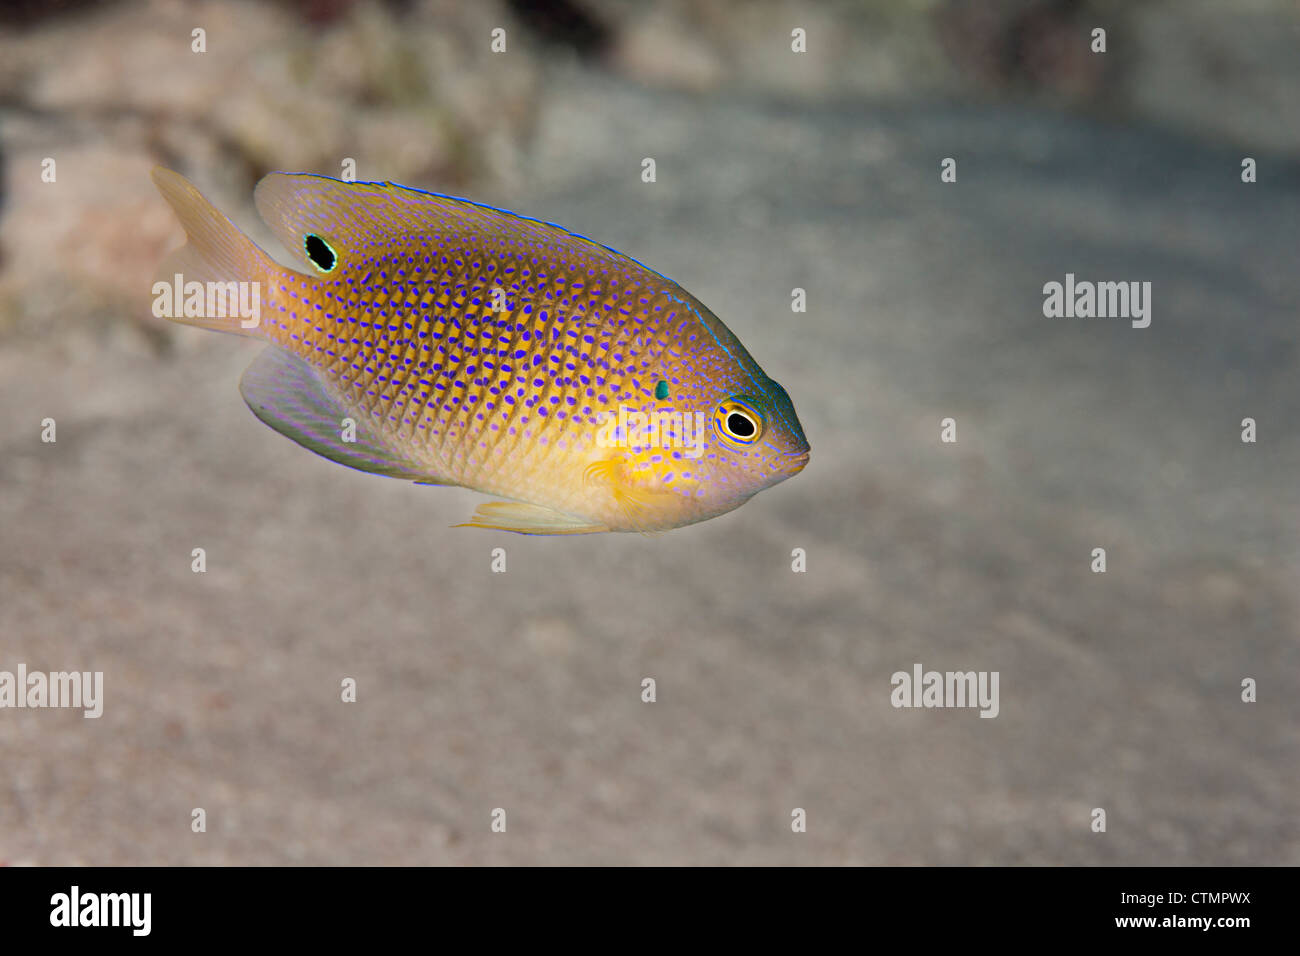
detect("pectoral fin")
[582,456,674,533]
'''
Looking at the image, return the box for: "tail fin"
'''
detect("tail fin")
[151,167,280,338]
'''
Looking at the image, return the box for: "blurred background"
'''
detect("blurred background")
[1,0,1297,864]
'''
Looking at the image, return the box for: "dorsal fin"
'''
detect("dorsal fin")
[252,173,654,277]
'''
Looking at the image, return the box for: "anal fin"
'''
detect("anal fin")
[239,346,450,484]
[458,501,607,535]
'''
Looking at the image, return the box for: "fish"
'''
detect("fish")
[150,167,809,534]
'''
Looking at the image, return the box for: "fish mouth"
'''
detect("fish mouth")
[788,449,811,471]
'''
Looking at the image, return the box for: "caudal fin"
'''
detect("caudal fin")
[151,167,279,337]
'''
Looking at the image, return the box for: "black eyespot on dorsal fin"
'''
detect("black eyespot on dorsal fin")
[304,234,337,273]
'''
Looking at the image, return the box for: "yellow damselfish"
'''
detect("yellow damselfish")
[151,168,809,534]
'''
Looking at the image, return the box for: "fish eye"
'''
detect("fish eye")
[727,411,755,437]
[304,233,337,273]
[715,398,763,445]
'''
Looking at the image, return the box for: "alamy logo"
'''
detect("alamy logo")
[1042,273,1151,328]
[596,405,707,459]
[50,886,151,936]
[891,664,999,718]
[151,272,261,328]
[0,664,103,718]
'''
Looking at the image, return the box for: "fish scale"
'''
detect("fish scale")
[151,167,809,533]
